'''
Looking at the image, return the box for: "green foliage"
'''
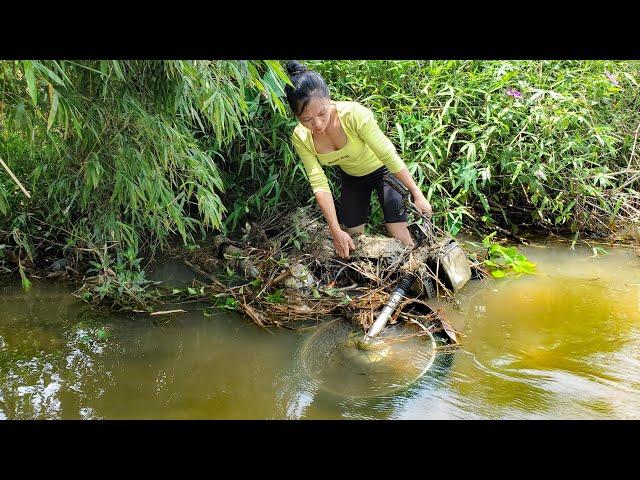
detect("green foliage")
[3,60,640,301]
[1,60,288,278]
[76,246,159,311]
[18,262,31,290]
[204,60,640,238]
[482,232,537,277]
[265,288,285,304]
[213,293,238,311]
[304,60,640,236]
[75,323,111,343]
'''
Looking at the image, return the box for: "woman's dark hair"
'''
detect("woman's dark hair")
[284,61,330,116]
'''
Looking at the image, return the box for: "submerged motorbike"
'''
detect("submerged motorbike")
[362,174,472,343]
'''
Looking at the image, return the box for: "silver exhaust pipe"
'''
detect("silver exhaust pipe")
[362,274,415,343]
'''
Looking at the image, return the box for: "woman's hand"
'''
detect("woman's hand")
[332,229,356,259]
[412,191,433,217]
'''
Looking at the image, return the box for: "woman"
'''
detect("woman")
[285,61,432,259]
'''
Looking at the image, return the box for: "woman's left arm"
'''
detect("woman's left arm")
[390,168,432,217]
[354,105,432,216]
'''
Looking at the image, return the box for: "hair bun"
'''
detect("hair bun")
[286,60,307,77]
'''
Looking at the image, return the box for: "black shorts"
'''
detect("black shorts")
[337,166,408,228]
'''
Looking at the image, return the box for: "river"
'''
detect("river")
[1,240,639,419]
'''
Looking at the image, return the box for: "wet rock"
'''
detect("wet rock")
[351,235,407,259]
[283,263,317,290]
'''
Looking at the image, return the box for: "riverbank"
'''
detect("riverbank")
[2,213,638,327]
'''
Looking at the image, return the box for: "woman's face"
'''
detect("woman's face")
[297,97,331,135]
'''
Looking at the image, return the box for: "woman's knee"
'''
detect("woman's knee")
[385,222,414,247]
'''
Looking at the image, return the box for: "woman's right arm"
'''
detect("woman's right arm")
[292,134,355,259]
[315,191,355,259]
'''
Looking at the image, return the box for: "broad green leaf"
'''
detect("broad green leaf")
[47,84,59,131]
[22,60,37,107]
[0,187,8,215]
[396,123,405,152]
[33,61,66,87]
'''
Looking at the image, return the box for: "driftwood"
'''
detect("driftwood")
[149,309,186,316]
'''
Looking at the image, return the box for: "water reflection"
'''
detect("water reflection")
[427,242,640,419]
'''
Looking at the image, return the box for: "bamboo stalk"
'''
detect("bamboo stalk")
[627,121,640,169]
[0,156,31,199]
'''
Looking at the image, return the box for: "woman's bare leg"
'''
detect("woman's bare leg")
[385,222,414,248]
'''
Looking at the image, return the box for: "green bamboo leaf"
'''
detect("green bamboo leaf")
[22,60,37,107]
[19,263,31,291]
[51,61,74,87]
[0,186,8,215]
[447,129,458,157]
[47,84,59,131]
[396,123,405,153]
[111,61,125,81]
[33,61,66,87]
[265,60,292,87]
[622,71,638,87]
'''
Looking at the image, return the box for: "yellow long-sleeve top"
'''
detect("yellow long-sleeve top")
[291,101,407,194]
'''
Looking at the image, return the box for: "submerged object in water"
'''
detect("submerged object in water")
[300,320,436,398]
[384,173,472,293]
[358,175,473,344]
[437,238,472,292]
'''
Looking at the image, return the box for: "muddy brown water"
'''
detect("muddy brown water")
[1,240,639,419]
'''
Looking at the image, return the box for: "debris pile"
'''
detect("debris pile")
[182,206,485,344]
